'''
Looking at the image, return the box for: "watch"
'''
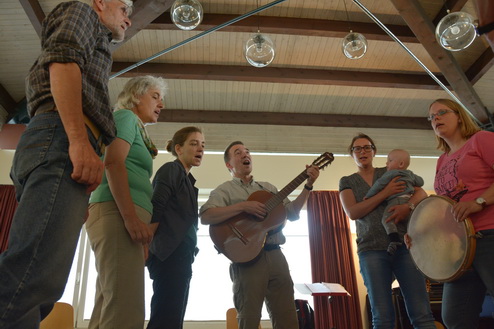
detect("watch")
[475,197,487,209]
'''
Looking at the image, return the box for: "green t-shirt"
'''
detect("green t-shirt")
[89,109,153,213]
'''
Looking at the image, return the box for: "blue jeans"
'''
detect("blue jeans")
[359,246,436,329]
[0,112,98,329]
[442,230,494,329]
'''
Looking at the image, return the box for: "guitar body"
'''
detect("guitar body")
[209,190,287,263]
[208,152,334,264]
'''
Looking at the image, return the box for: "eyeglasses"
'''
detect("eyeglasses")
[427,109,457,121]
[351,145,375,153]
[118,0,133,17]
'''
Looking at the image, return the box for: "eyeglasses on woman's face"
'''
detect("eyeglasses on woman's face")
[427,109,457,121]
[351,145,375,153]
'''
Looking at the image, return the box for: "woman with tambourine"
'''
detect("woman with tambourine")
[427,99,494,329]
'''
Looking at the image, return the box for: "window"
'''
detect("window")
[59,210,311,327]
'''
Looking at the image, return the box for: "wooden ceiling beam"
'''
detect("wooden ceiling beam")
[432,0,468,26]
[112,62,447,90]
[110,0,175,51]
[18,0,45,38]
[0,84,17,118]
[158,109,430,130]
[148,13,419,43]
[466,47,494,85]
[390,0,491,124]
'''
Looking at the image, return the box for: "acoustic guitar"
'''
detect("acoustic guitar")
[209,152,334,263]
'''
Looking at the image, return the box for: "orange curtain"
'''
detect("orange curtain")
[0,185,17,253]
[307,190,362,329]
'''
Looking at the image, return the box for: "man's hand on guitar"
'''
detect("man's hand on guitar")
[306,165,320,187]
[242,201,268,219]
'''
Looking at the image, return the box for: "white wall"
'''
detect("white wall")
[0,149,439,328]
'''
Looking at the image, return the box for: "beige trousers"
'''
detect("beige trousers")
[86,201,151,329]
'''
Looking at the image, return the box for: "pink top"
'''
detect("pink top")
[434,131,494,232]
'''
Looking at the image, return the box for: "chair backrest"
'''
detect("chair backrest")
[40,302,74,329]
[226,308,261,329]
[434,321,445,329]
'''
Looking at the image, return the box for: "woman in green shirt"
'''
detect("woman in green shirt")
[86,76,167,329]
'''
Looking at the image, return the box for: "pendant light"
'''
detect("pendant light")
[245,32,276,67]
[171,0,203,31]
[244,0,275,68]
[435,10,477,51]
[341,0,367,59]
[342,31,368,59]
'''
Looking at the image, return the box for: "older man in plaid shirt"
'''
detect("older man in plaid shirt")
[0,1,132,328]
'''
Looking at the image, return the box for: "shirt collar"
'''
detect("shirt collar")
[232,176,255,186]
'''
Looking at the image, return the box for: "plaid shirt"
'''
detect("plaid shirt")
[26,1,116,144]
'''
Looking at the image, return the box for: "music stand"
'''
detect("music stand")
[295,282,350,329]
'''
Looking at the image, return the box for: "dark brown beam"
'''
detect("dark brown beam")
[148,13,419,43]
[0,84,17,118]
[432,0,468,26]
[466,47,494,85]
[19,0,45,38]
[390,0,491,123]
[158,109,431,130]
[110,0,175,51]
[112,62,447,90]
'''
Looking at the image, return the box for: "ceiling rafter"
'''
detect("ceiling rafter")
[110,0,175,51]
[148,13,419,43]
[390,0,491,124]
[432,0,468,25]
[112,62,447,90]
[158,109,431,130]
[466,47,494,84]
[0,84,17,119]
[18,0,44,38]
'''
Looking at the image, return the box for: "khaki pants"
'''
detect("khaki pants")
[230,249,298,329]
[86,201,151,329]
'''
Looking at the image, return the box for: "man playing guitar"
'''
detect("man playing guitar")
[200,141,320,329]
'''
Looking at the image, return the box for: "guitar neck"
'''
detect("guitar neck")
[264,171,308,212]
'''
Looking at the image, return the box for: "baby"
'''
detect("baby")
[366,149,424,255]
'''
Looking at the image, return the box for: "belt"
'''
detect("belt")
[36,105,105,155]
[264,244,280,251]
[82,114,105,155]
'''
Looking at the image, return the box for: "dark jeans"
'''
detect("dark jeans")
[442,230,494,329]
[0,112,98,329]
[146,241,195,329]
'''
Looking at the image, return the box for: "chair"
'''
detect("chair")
[226,308,261,329]
[434,321,445,329]
[40,302,74,329]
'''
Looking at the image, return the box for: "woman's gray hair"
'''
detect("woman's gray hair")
[114,76,168,111]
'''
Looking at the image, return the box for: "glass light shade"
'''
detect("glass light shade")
[170,0,203,31]
[435,11,477,51]
[342,32,368,59]
[244,33,276,68]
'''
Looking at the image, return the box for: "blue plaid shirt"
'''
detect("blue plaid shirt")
[26,1,116,144]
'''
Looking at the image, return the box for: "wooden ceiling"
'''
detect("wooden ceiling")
[1,0,493,156]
